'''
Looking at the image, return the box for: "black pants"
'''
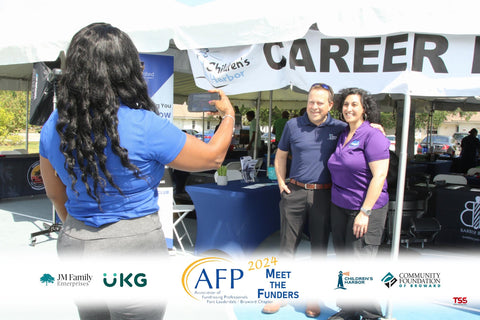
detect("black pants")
[279,183,331,258]
[331,203,387,318]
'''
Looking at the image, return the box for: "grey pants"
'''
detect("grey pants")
[57,213,168,320]
[279,184,331,258]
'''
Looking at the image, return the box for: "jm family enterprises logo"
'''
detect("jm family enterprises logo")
[40,273,92,287]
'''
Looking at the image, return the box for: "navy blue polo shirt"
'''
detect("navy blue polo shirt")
[278,113,346,184]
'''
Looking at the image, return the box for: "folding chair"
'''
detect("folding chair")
[159,167,195,253]
[172,201,195,253]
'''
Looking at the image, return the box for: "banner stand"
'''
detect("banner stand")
[30,68,63,246]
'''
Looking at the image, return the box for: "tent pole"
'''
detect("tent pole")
[267,90,273,167]
[25,89,30,153]
[385,92,411,319]
[253,92,261,159]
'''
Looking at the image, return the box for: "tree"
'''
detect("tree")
[0,90,28,144]
[40,273,55,286]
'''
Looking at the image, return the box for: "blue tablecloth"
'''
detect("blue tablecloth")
[186,179,280,257]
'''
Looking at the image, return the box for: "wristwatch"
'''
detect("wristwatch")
[360,207,372,216]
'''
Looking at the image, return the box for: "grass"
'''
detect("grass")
[0,141,39,154]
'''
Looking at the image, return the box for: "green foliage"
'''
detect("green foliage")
[238,105,300,127]
[217,165,227,176]
[0,90,27,144]
[380,112,397,130]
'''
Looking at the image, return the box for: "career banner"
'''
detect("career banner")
[188,30,480,97]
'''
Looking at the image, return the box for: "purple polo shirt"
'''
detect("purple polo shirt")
[327,121,390,210]
[278,113,346,184]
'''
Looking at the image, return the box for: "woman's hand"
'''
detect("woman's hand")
[209,89,234,118]
[353,211,370,238]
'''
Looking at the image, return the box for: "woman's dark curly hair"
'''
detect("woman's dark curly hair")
[56,23,158,206]
[334,87,381,124]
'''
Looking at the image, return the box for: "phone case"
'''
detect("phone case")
[187,92,220,112]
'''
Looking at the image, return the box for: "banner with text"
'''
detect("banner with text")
[189,30,480,97]
[139,54,174,121]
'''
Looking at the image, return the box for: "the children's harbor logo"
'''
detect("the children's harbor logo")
[335,271,348,290]
[334,270,373,290]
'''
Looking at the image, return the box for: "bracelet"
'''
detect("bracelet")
[222,114,235,123]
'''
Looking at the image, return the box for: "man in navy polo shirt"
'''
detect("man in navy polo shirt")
[262,83,346,318]
[276,83,346,258]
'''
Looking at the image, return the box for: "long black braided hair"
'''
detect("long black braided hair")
[56,23,158,207]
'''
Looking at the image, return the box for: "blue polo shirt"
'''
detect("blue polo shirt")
[40,105,186,227]
[277,113,346,184]
[327,121,390,210]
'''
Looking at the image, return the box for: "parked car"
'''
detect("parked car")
[386,135,395,152]
[452,131,469,155]
[261,132,275,144]
[452,132,468,144]
[416,135,457,158]
[201,129,215,143]
[182,129,202,140]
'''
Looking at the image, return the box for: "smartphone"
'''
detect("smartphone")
[187,92,220,112]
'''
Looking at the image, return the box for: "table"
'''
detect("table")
[433,185,480,246]
[409,160,452,179]
[186,179,280,256]
[0,154,45,199]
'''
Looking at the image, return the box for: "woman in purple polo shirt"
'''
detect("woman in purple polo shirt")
[327,88,390,320]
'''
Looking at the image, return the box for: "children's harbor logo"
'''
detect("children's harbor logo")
[334,270,373,290]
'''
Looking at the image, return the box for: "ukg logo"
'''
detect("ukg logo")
[103,273,147,288]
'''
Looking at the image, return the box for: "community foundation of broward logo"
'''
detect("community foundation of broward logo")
[397,272,441,288]
[40,273,92,287]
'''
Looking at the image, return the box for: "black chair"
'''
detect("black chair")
[385,152,441,248]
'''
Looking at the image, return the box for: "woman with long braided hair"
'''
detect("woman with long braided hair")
[39,23,235,319]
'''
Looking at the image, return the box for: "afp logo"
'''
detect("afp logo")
[182,257,244,300]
